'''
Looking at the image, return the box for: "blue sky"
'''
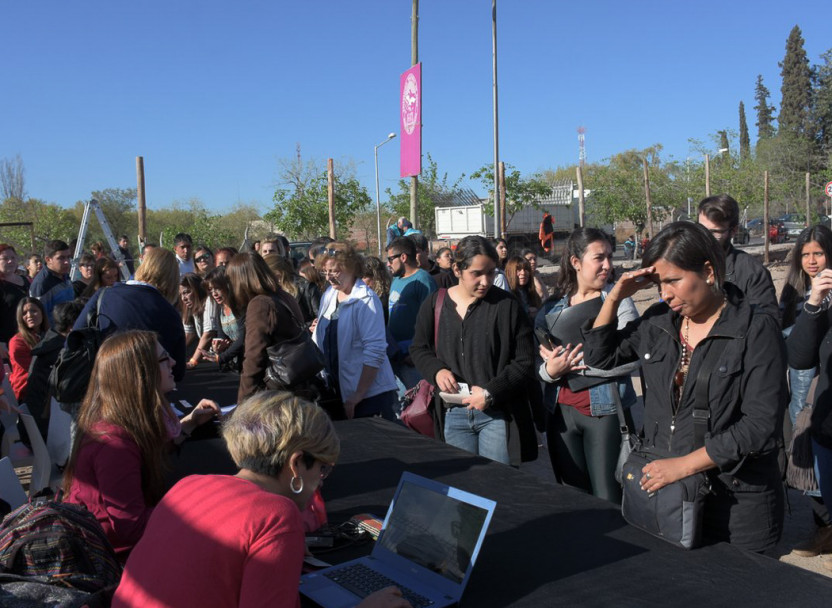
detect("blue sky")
[1,1,829,214]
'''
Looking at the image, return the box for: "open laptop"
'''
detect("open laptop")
[300,472,496,608]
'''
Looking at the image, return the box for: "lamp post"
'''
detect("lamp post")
[375,132,397,255]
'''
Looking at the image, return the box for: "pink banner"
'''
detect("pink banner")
[400,63,422,177]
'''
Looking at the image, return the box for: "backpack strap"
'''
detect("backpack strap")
[692,338,729,449]
[433,289,447,354]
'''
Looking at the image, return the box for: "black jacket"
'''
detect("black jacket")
[584,283,786,475]
[21,328,65,440]
[786,301,832,449]
[725,245,779,320]
[410,287,538,464]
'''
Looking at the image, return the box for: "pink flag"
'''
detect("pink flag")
[400,63,422,177]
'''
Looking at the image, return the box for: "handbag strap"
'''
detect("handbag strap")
[692,337,729,449]
[433,288,447,354]
[271,292,307,338]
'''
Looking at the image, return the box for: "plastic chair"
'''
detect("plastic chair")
[19,413,55,496]
[46,399,73,468]
[0,456,27,510]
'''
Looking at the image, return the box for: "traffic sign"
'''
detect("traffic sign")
[826,181,832,197]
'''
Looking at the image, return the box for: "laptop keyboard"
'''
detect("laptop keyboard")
[324,563,434,607]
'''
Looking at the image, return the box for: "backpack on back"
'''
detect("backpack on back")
[0,498,122,592]
[48,288,108,404]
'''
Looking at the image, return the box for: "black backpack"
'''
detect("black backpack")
[48,289,108,404]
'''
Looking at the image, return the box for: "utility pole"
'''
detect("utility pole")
[410,0,419,228]
[499,161,507,237]
[327,158,336,239]
[136,156,146,247]
[763,170,770,265]
[704,154,711,197]
[576,166,586,228]
[643,158,653,240]
[491,0,500,238]
[806,172,811,225]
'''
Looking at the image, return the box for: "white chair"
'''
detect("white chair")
[19,413,56,496]
[46,399,73,468]
[0,376,21,456]
[0,456,27,510]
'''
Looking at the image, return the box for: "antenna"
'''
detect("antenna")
[577,126,586,168]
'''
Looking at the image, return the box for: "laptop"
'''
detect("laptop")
[300,472,496,608]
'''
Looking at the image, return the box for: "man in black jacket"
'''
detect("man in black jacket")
[698,194,779,319]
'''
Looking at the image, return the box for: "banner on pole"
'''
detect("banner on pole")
[400,63,422,177]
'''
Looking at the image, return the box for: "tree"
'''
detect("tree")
[266,157,371,240]
[814,48,832,155]
[739,101,751,159]
[386,154,467,236]
[0,155,26,202]
[468,163,550,230]
[779,25,814,139]
[754,75,776,141]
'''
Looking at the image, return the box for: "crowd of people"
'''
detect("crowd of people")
[2,194,832,604]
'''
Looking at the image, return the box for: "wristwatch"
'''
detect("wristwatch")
[482,388,494,408]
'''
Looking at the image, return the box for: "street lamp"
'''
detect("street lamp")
[375,132,397,254]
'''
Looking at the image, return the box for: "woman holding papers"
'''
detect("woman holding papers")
[63,330,219,556]
[535,228,639,503]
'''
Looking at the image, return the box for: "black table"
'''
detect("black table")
[320,418,832,608]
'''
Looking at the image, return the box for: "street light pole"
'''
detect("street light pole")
[375,133,397,255]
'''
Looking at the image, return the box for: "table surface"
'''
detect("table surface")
[321,418,832,608]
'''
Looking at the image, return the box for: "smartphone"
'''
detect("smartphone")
[534,327,557,350]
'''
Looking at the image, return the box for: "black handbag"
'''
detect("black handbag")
[263,295,325,389]
[620,338,728,550]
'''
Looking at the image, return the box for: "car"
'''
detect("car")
[746,218,763,233]
[289,241,312,265]
[778,213,807,239]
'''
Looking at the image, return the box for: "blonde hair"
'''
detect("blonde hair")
[63,330,174,505]
[135,247,180,305]
[314,241,361,277]
[263,253,298,297]
[222,391,339,477]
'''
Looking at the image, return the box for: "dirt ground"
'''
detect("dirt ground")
[530,243,832,577]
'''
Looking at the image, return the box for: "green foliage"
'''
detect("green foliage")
[267,169,371,240]
[739,102,751,159]
[0,197,77,254]
[468,163,551,230]
[814,49,832,154]
[779,25,814,139]
[754,75,776,141]
[385,154,465,236]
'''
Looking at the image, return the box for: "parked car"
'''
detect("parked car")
[769,219,786,244]
[778,213,807,239]
[746,218,764,233]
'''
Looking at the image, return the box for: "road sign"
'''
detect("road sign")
[826,181,832,197]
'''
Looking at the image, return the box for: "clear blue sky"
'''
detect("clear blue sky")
[1,1,829,214]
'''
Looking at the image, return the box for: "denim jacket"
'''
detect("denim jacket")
[534,286,638,417]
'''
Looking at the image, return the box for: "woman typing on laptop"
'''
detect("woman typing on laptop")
[113,391,410,608]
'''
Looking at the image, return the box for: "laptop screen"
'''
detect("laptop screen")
[377,479,490,584]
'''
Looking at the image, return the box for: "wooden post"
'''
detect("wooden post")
[576,165,586,228]
[410,0,419,229]
[704,154,711,197]
[643,158,653,242]
[136,156,146,246]
[327,158,336,239]
[763,170,770,265]
[806,172,811,225]
[498,162,507,238]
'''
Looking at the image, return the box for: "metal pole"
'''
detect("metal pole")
[409,0,419,229]
[491,0,500,238]
[704,154,711,197]
[763,170,770,265]
[327,158,336,239]
[499,161,507,237]
[643,158,653,241]
[576,165,586,228]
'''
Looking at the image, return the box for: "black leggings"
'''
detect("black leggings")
[546,403,625,504]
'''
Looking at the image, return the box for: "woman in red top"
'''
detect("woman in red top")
[63,330,219,556]
[8,297,49,402]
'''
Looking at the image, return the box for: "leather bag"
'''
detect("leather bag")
[400,289,446,437]
[263,295,325,389]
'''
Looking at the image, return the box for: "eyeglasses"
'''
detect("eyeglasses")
[195,254,212,263]
[387,254,402,263]
[323,248,341,257]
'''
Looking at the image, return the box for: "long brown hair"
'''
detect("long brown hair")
[16,297,49,348]
[83,257,120,298]
[505,256,542,310]
[226,252,279,317]
[63,330,174,505]
[179,273,207,323]
[263,253,299,297]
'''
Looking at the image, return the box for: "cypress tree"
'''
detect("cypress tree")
[754,75,776,141]
[815,49,832,153]
[739,101,750,158]
[778,25,813,138]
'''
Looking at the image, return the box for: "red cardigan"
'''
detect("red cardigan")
[8,333,34,402]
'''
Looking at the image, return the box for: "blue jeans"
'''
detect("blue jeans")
[443,407,510,465]
[813,439,832,510]
[788,365,817,425]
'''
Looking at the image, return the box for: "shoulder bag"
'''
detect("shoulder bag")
[401,289,447,437]
[263,294,325,389]
[620,337,728,550]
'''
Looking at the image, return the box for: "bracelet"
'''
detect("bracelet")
[803,302,824,315]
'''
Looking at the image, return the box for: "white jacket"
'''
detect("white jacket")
[313,280,398,402]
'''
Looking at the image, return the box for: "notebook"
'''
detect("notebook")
[300,472,496,608]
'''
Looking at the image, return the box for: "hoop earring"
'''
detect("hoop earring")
[290,476,304,495]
